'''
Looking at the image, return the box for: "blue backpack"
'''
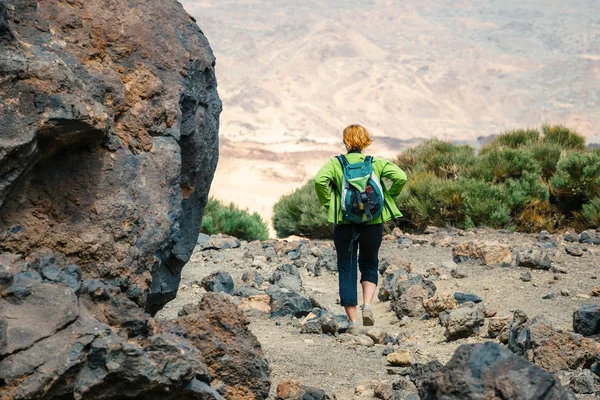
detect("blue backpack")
[335,155,385,223]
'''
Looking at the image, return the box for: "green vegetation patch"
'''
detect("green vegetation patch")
[201,197,269,241]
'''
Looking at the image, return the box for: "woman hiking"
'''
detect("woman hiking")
[314,124,407,334]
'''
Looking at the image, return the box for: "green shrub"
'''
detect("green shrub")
[551,151,600,204]
[395,171,463,229]
[459,178,511,228]
[201,197,269,241]
[481,128,540,152]
[580,198,600,228]
[467,148,540,183]
[542,125,586,150]
[528,142,564,180]
[505,173,550,210]
[394,139,475,179]
[272,180,332,239]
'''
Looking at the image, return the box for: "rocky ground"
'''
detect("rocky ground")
[157,227,600,399]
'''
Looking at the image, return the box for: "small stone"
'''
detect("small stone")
[520,271,532,282]
[450,269,467,279]
[387,350,412,367]
[454,292,483,304]
[560,289,570,297]
[592,286,600,297]
[570,370,595,394]
[565,245,584,257]
[576,294,591,299]
[542,292,554,299]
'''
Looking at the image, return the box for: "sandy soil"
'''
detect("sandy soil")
[157,229,600,399]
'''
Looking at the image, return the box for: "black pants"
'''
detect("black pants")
[333,223,383,307]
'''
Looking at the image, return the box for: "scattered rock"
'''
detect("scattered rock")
[301,309,338,334]
[570,370,596,394]
[276,380,330,400]
[419,342,573,399]
[423,294,458,317]
[201,235,242,251]
[580,230,600,245]
[564,232,581,242]
[450,269,468,279]
[390,275,436,319]
[509,316,597,373]
[453,292,483,304]
[387,350,412,367]
[452,241,512,266]
[566,245,584,257]
[439,302,485,341]
[238,296,271,316]
[271,263,303,292]
[487,316,511,339]
[592,286,600,297]
[542,291,554,299]
[201,271,235,295]
[267,286,313,318]
[561,289,570,296]
[520,271,532,282]
[515,249,553,270]
[573,305,600,336]
[378,267,409,302]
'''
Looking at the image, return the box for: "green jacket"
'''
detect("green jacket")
[314,152,407,224]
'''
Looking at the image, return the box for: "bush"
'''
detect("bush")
[551,151,600,208]
[480,128,540,152]
[528,142,564,180]
[542,124,586,150]
[394,139,475,179]
[201,197,269,241]
[580,198,600,228]
[466,148,540,183]
[459,178,511,228]
[272,180,332,239]
[395,171,463,229]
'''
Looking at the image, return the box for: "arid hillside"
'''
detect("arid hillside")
[182,0,600,223]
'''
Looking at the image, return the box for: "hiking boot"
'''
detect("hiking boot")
[362,306,375,326]
[346,323,360,335]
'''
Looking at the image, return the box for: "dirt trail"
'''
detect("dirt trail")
[157,229,600,399]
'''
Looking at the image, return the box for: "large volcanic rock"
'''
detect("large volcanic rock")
[0,0,221,314]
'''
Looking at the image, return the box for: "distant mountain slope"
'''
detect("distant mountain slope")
[183,0,599,145]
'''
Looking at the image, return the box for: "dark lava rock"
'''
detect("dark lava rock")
[580,230,600,245]
[267,286,312,318]
[564,232,580,242]
[419,342,573,399]
[0,0,221,315]
[573,305,600,336]
[201,235,242,251]
[201,271,235,295]
[453,292,483,304]
[509,316,597,373]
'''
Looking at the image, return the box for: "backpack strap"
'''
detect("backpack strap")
[335,154,348,168]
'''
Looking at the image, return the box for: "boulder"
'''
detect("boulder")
[0,255,269,399]
[509,316,597,373]
[452,241,511,266]
[439,302,485,341]
[201,271,235,294]
[419,342,573,399]
[515,249,553,270]
[170,293,271,399]
[0,0,221,314]
[487,316,511,339]
[573,305,600,336]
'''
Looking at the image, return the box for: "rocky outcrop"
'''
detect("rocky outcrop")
[419,342,573,399]
[0,1,273,398]
[0,0,221,314]
[0,253,270,399]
